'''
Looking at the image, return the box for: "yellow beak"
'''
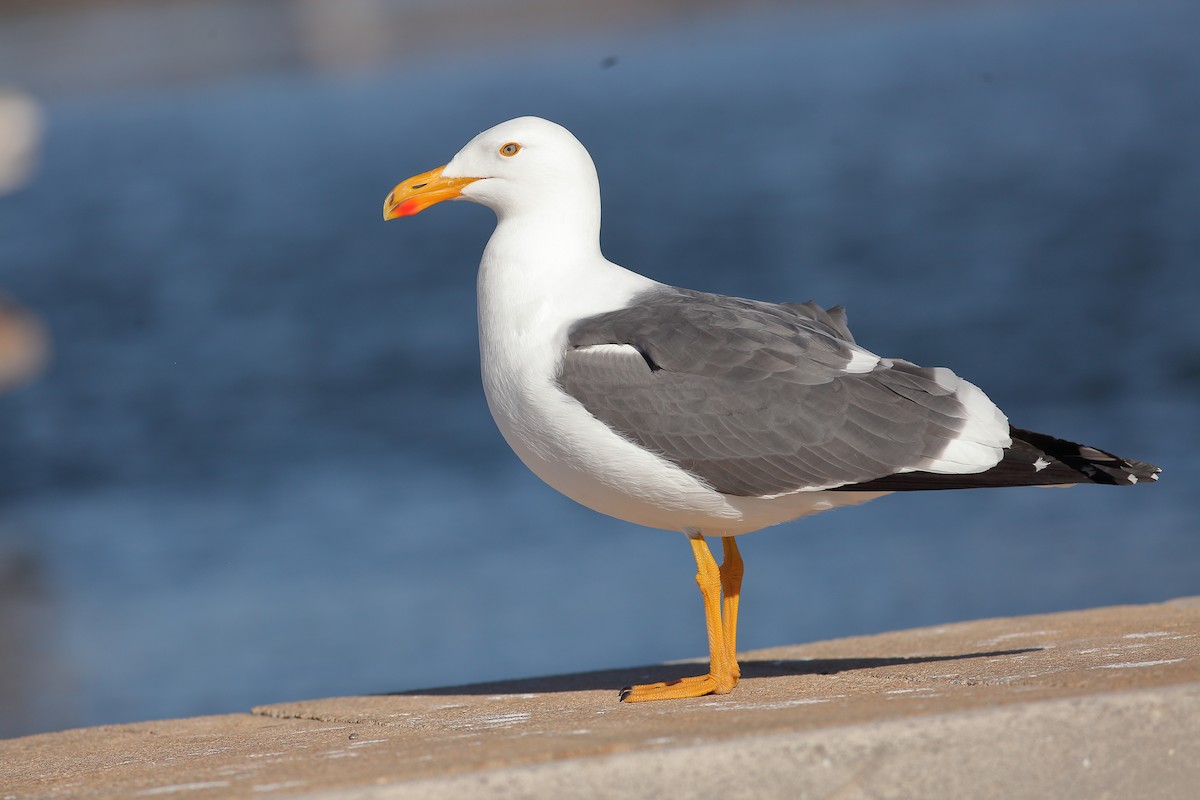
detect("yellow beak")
[383,165,479,220]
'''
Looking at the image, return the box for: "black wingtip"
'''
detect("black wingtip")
[1018,428,1161,486]
[830,427,1161,492]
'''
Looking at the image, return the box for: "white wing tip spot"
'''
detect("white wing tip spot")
[1033,457,1050,472]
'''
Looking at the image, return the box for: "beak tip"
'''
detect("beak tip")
[383,165,471,222]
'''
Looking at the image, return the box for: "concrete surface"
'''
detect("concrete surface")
[3,598,1198,799]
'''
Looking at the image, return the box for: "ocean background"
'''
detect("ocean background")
[0,0,1197,738]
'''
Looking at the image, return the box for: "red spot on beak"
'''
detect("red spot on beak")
[397,199,421,217]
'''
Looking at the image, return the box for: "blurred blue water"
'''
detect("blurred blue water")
[0,0,1197,737]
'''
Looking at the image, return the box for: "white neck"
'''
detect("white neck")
[476,208,656,348]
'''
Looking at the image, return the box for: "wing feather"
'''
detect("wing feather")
[559,288,1007,497]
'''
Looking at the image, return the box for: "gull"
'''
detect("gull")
[383,116,1160,702]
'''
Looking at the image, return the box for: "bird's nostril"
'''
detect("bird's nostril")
[412,182,428,189]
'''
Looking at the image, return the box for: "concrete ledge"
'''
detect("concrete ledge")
[3,598,1198,799]
[378,685,1198,800]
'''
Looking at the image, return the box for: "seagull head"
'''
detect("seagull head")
[383,116,600,222]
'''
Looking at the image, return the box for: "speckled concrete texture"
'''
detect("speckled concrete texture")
[3,598,1198,799]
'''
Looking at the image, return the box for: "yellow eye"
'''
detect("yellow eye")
[499,142,521,157]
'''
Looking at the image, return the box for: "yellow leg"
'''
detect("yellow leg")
[620,534,743,702]
[721,537,743,680]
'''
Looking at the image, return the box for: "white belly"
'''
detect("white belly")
[485,376,885,534]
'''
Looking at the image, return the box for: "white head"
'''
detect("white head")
[383,117,600,224]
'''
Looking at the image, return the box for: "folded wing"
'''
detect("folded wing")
[558,288,1011,498]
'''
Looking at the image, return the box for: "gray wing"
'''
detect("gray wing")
[558,287,978,497]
